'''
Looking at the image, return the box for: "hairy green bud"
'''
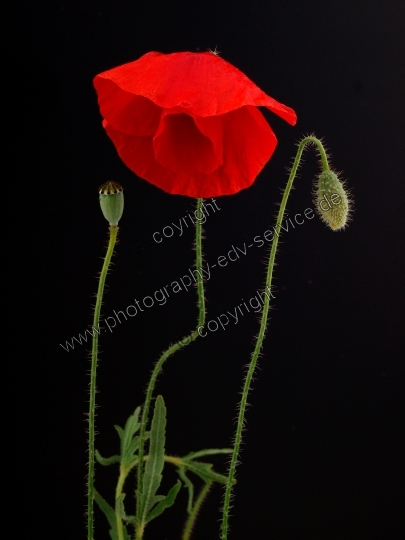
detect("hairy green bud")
[99,181,124,226]
[315,170,350,231]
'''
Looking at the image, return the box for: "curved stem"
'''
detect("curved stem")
[135,199,206,536]
[113,450,229,539]
[182,481,213,540]
[220,136,329,539]
[88,226,119,540]
[115,465,127,540]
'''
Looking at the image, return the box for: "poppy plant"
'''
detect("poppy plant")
[94,51,297,198]
[85,50,351,540]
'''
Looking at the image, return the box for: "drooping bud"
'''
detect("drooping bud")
[99,181,124,226]
[315,170,350,231]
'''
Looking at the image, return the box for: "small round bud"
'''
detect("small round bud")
[315,170,350,231]
[99,181,124,226]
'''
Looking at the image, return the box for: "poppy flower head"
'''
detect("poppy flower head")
[94,51,297,198]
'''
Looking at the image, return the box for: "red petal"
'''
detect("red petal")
[103,120,178,192]
[103,105,277,198]
[219,106,277,193]
[94,51,297,125]
[96,84,161,136]
[153,111,222,175]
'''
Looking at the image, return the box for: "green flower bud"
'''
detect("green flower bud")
[99,181,124,226]
[315,170,350,231]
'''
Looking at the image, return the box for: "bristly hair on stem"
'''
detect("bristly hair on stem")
[88,225,119,540]
[135,199,207,538]
[182,481,213,540]
[220,136,352,539]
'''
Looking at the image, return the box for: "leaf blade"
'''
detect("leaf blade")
[139,395,166,522]
[183,448,233,461]
[93,489,131,540]
[146,481,181,523]
[95,450,121,466]
[177,467,194,515]
[93,490,116,540]
[122,407,141,459]
[181,460,230,484]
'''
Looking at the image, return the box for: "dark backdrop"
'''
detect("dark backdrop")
[25,1,404,539]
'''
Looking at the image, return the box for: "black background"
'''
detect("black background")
[25,1,404,539]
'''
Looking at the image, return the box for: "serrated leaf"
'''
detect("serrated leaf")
[124,432,148,465]
[115,493,126,520]
[122,407,141,456]
[93,489,131,540]
[94,489,116,531]
[114,425,125,453]
[152,494,166,503]
[95,450,121,466]
[125,435,140,459]
[124,433,150,470]
[183,448,233,460]
[177,467,194,515]
[146,481,181,523]
[182,461,230,484]
[115,493,136,525]
[121,435,151,473]
[139,396,166,522]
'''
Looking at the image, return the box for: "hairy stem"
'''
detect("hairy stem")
[135,198,206,537]
[182,482,213,540]
[88,225,118,540]
[115,465,127,540]
[220,136,329,539]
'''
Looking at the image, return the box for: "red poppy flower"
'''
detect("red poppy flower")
[94,51,297,198]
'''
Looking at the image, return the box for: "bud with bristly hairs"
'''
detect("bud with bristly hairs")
[315,169,351,231]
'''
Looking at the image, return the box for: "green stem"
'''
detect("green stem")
[112,451,229,539]
[220,136,329,539]
[88,225,118,540]
[182,481,213,540]
[115,465,127,540]
[135,198,206,538]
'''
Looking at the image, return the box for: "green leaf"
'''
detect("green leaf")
[115,493,136,525]
[94,489,116,531]
[122,407,141,457]
[177,467,194,515]
[122,435,151,473]
[94,490,114,540]
[95,450,121,466]
[139,396,166,522]
[125,435,140,459]
[146,481,181,523]
[114,425,125,451]
[124,431,149,465]
[183,448,233,460]
[93,489,131,540]
[181,461,230,484]
[115,493,126,520]
[111,408,145,469]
